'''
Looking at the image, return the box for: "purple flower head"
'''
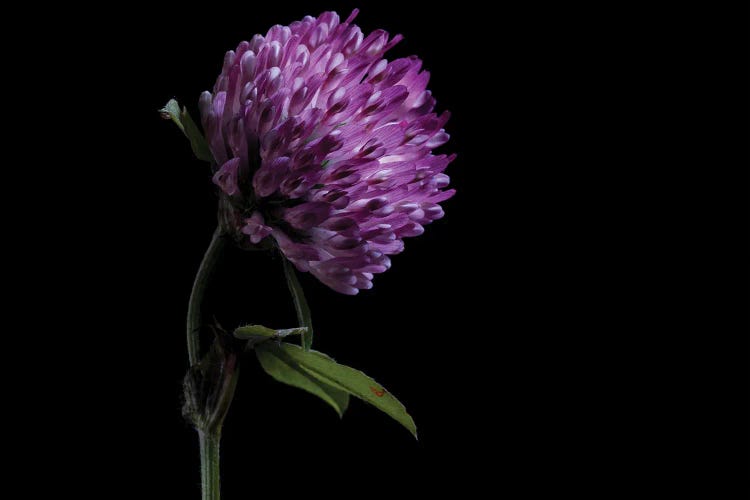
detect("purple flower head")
[200,9,454,295]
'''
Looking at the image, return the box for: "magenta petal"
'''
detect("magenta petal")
[212,158,241,196]
[241,211,273,244]
[200,10,454,294]
[253,156,291,197]
[283,202,333,230]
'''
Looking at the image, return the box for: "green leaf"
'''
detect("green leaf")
[282,257,313,351]
[263,343,417,438]
[234,324,306,342]
[160,99,214,163]
[234,324,277,339]
[255,344,349,418]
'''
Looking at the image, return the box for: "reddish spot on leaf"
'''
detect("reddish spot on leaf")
[370,386,386,397]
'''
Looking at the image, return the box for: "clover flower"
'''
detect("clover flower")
[200,9,454,294]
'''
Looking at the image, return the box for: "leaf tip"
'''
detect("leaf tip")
[337,399,350,419]
[406,417,418,440]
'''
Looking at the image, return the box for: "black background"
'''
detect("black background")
[18,1,749,497]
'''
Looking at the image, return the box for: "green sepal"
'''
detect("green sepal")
[182,332,239,434]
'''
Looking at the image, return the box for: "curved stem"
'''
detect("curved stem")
[199,431,221,500]
[282,256,313,351]
[187,228,226,366]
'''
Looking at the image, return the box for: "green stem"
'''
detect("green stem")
[187,228,227,366]
[282,256,314,351]
[199,431,221,500]
[186,228,230,500]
